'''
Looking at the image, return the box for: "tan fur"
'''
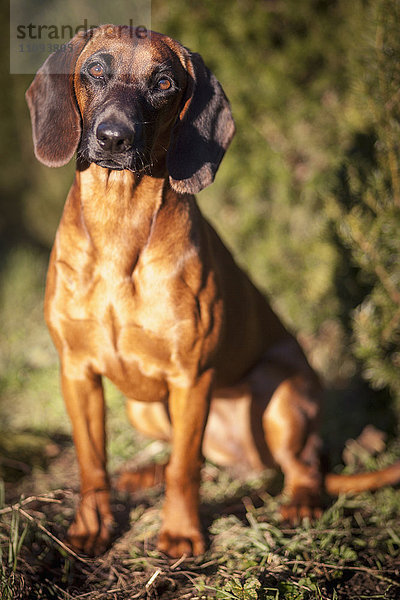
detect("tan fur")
[26,26,400,558]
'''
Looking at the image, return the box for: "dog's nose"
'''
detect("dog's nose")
[96,122,135,153]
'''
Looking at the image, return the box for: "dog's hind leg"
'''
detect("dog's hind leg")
[115,400,171,492]
[262,370,323,520]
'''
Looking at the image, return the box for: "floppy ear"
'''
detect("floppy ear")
[25,32,90,167]
[167,51,235,194]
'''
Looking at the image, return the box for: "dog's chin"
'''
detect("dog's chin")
[93,158,126,171]
[90,156,151,174]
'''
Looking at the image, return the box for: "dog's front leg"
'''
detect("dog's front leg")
[61,370,114,555]
[158,369,213,557]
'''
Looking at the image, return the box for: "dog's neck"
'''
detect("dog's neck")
[66,163,170,273]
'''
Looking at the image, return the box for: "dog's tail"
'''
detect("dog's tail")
[324,460,400,495]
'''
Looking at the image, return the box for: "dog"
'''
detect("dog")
[26,25,400,558]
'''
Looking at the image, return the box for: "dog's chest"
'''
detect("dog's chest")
[47,243,203,398]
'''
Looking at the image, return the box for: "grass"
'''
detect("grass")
[1,467,400,599]
[1,248,400,599]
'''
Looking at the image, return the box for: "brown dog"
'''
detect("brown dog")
[26,25,400,558]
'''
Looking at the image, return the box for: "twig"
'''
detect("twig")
[75,584,140,599]
[17,507,90,564]
[145,568,162,588]
[197,558,218,568]
[0,494,63,515]
[170,553,188,570]
[45,580,75,599]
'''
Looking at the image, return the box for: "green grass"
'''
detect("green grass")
[1,466,399,599]
[1,248,400,600]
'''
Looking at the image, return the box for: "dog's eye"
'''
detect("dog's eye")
[88,63,105,78]
[157,78,172,91]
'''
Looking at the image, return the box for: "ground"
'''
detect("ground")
[1,409,400,599]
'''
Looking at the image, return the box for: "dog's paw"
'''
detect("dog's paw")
[280,487,323,524]
[67,490,115,556]
[67,520,114,556]
[157,528,205,558]
[280,502,323,523]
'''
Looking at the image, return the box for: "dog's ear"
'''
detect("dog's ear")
[167,51,235,194]
[26,32,90,167]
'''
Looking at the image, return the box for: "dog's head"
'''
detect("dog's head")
[26,25,235,194]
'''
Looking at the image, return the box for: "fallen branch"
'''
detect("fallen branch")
[0,493,63,515]
[17,507,90,564]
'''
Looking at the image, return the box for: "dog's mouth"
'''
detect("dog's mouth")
[85,150,153,174]
[79,128,153,173]
[93,157,126,170]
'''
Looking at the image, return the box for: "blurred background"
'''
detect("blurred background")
[1,0,400,486]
